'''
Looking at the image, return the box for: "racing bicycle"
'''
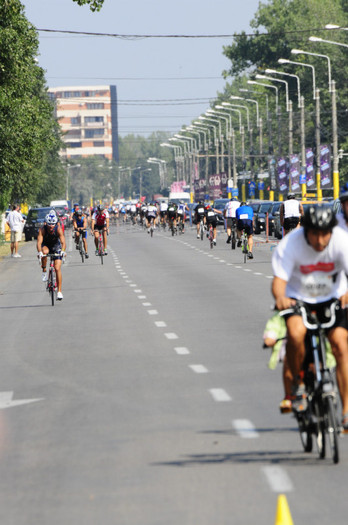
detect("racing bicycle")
[42,252,63,306]
[240,229,249,263]
[76,228,86,263]
[280,300,341,464]
[208,223,214,249]
[199,218,204,241]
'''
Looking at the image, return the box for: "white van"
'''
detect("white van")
[50,200,69,208]
[169,192,191,204]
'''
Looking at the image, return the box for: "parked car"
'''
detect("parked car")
[253,201,273,234]
[213,198,230,225]
[23,207,52,241]
[268,201,282,237]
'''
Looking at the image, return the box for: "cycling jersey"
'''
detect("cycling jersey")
[205,209,217,224]
[177,204,186,215]
[146,205,157,218]
[224,201,240,218]
[236,205,253,221]
[92,211,109,227]
[194,204,205,217]
[272,227,348,303]
[283,200,301,218]
[167,204,177,216]
[160,202,168,212]
[42,224,62,252]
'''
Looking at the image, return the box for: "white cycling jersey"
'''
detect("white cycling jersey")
[160,202,168,212]
[272,226,348,303]
[147,205,157,217]
[224,200,240,218]
[283,200,301,218]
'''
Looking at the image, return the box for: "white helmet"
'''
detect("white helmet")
[45,210,58,225]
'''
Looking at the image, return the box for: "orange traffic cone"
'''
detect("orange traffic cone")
[274,494,294,525]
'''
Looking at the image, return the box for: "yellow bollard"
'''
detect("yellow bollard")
[274,494,294,525]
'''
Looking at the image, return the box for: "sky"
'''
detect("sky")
[21,0,261,137]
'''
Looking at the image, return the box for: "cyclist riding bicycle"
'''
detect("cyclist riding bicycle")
[236,201,254,259]
[280,193,304,235]
[73,209,89,258]
[91,204,109,255]
[37,210,66,300]
[167,201,178,232]
[194,200,206,239]
[205,204,218,245]
[224,197,240,244]
[146,202,158,233]
[272,204,348,430]
[159,200,168,227]
[177,201,188,233]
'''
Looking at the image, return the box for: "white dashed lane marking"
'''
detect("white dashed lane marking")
[262,466,294,493]
[233,419,259,439]
[165,333,179,340]
[174,347,190,355]
[189,364,208,374]
[209,388,232,402]
[155,321,167,328]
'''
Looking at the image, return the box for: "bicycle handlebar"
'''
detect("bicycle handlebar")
[279,299,340,330]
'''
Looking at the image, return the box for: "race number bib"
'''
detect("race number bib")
[300,272,333,298]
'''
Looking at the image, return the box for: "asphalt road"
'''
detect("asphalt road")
[0,222,348,524]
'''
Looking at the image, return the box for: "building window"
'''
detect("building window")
[66,142,82,148]
[85,129,104,138]
[86,103,104,110]
[70,117,80,125]
[84,116,104,124]
[93,141,105,147]
[63,91,81,98]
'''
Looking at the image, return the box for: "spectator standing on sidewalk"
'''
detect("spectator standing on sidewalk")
[6,204,24,258]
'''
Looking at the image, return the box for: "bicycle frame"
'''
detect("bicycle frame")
[280,300,340,464]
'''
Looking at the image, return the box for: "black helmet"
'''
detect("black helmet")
[302,204,337,231]
[240,201,246,206]
[287,193,295,199]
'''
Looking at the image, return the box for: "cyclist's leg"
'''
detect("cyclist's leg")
[54,258,63,293]
[83,231,88,255]
[285,314,306,385]
[103,228,107,251]
[94,229,99,250]
[328,326,348,417]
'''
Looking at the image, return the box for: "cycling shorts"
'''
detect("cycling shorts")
[284,217,300,230]
[42,240,62,255]
[94,224,106,231]
[283,298,348,332]
[168,212,177,219]
[206,219,217,228]
[75,229,87,239]
[160,211,167,218]
[237,219,253,235]
[226,217,237,229]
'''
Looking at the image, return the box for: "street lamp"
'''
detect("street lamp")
[291,49,332,91]
[309,35,348,48]
[160,143,183,181]
[66,163,81,201]
[325,24,348,31]
[278,57,322,200]
[199,115,222,174]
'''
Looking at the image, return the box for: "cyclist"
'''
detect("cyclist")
[159,200,168,227]
[91,204,109,255]
[177,201,189,233]
[37,210,66,300]
[280,193,304,235]
[337,184,348,233]
[73,209,89,258]
[146,201,158,233]
[272,204,348,429]
[224,197,240,244]
[236,201,254,259]
[167,201,178,233]
[194,200,206,239]
[205,204,218,245]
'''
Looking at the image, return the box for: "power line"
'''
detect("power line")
[37,27,346,39]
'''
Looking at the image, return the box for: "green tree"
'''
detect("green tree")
[72,0,104,11]
[222,0,348,183]
[0,0,64,210]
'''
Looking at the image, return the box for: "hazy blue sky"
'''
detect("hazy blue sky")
[21,0,261,136]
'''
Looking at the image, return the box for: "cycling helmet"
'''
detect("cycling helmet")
[97,204,104,212]
[73,202,79,207]
[77,209,83,216]
[240,202,246,206]
[45,210,58,225]
[302,204,337,231]
[339,182,348,203]
[287,193,296,199]
[205,205,211,210]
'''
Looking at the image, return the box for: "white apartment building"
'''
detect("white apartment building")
[49,85,119,162]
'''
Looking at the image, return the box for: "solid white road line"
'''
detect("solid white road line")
[209,388,232,402]
[232,419,259,439]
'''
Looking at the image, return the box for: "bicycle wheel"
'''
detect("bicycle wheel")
[297,413,313,453]
[200,223,204,241]
[150,224,154,237]
[209,228,214,249]
[49,268,55,306]
[231,230,236,250]
[243,238,247,263]
[326,395,339,464]
[79,237,84,263]
[313,398,326,459]
[99,235,104,265]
